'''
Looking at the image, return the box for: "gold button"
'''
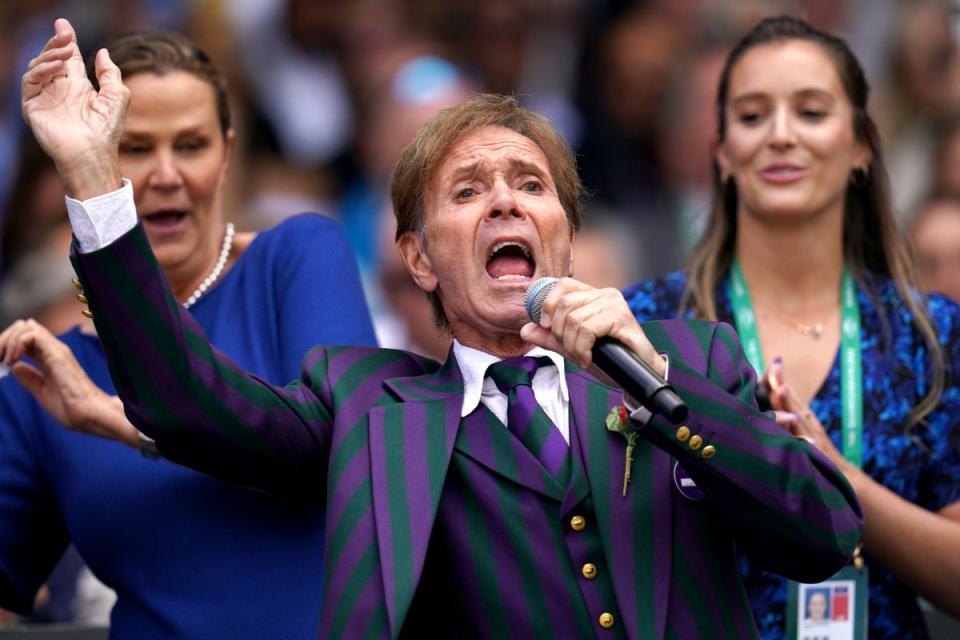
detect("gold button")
[582,563,597,579]
[701,445,716,460]
[675,426,690,442]
[71,277,83,291]
[81,309,93,319]
[688,435,703,450]
[598,612,615,629]
[76,293,88,304]
[570,515,586,531]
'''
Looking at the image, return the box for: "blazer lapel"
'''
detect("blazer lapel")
[456,404,566,502]
[369,354,463,638]
[568,367,671,640]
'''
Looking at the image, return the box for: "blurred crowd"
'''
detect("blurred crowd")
[2,0,960,365]
[2,0,960,631]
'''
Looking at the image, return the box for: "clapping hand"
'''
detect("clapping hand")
[21,18,129,199]
[762,357,845,466]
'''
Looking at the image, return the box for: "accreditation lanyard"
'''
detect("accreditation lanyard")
[727,259,864,468]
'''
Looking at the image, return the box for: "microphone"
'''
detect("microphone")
[524,277,688,424]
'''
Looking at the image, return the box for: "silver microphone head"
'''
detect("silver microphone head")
[524,277,558,324]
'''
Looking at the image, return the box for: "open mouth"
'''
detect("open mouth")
[486,240,535,280]
[141,210,188,231]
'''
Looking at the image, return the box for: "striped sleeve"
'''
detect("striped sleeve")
[71,224,335,502]
[643,320,864,582]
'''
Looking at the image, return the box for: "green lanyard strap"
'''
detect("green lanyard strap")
[727,259,863,468]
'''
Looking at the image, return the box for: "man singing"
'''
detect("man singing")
[11,18,863,639]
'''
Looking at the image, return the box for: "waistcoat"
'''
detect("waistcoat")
[401,405,627,639]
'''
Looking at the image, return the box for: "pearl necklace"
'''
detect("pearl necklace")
[183,222,235,309]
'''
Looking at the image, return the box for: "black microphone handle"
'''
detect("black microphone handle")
[592,337,688,425]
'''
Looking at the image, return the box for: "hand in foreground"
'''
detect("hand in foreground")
[519,277,665,376]
[762,358,845,466]
[0,319,140,448]
[21,18,128,198]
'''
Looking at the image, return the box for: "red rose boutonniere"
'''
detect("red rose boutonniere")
[606,404,639,497]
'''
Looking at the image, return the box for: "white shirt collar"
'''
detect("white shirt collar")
[453,339,568,418]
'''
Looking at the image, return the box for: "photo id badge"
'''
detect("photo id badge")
[786,565,868,640]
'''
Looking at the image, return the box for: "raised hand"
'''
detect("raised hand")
[0,319,140,448]
[21,18,129,199]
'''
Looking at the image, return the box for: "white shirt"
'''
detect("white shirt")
[454,340,571,442]
[454,341,661,444]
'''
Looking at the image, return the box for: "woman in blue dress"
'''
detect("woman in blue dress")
[0,28,376,638]
[625,16,960,640]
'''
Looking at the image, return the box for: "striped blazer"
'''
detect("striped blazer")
[72,225,863,639]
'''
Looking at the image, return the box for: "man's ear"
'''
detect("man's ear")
[567,228,575,277]
[397,232,438,293]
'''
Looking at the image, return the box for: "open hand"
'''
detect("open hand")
[0,319,139,447]
[21,18,129,198]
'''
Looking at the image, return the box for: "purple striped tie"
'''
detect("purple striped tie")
[488,357,571,485]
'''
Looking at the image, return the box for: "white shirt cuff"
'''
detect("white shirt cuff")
[65,179,138,253]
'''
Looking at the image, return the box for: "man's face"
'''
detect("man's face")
[400,125,574,352]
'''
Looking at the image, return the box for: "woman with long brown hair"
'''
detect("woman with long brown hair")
[626,15,960,640]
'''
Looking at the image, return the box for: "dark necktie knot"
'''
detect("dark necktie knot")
[487,356,552,394]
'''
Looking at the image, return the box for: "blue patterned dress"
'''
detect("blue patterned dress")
[624,271,960,640]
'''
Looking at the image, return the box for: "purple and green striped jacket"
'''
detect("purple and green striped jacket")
[72,225,863,639]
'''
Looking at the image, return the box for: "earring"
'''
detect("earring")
[849,167,869,187]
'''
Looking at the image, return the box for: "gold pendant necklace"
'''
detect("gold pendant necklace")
[792,320,825,339]
[762,306,833,340]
